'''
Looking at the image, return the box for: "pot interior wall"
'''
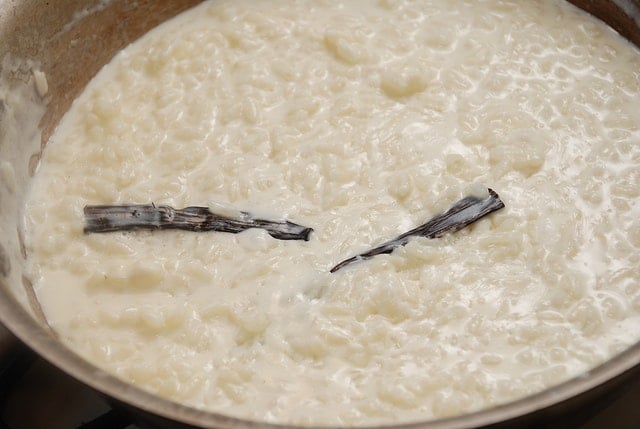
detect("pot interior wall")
[0,0,203,364]
[0,0,203,143]
[568,0,640,47]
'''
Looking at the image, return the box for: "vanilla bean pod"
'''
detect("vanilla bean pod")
[330,188,505,272]
[84,205,313,241]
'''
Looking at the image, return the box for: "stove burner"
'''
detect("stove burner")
[0,347,132,429]
[75,410,130,429]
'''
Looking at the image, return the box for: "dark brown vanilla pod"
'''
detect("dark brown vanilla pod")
[330,188,505,273]
[84,204,313,241]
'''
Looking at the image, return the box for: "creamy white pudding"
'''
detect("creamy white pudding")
[24,0,640,425]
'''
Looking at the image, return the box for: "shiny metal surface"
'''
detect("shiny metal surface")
[0,1,639,428]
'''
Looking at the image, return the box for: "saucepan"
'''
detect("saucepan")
[0,1,639,428]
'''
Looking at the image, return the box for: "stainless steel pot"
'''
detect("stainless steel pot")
[0,1,638,428]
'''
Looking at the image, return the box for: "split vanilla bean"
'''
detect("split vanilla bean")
[84,204,313,241]
[330,188,505,273]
